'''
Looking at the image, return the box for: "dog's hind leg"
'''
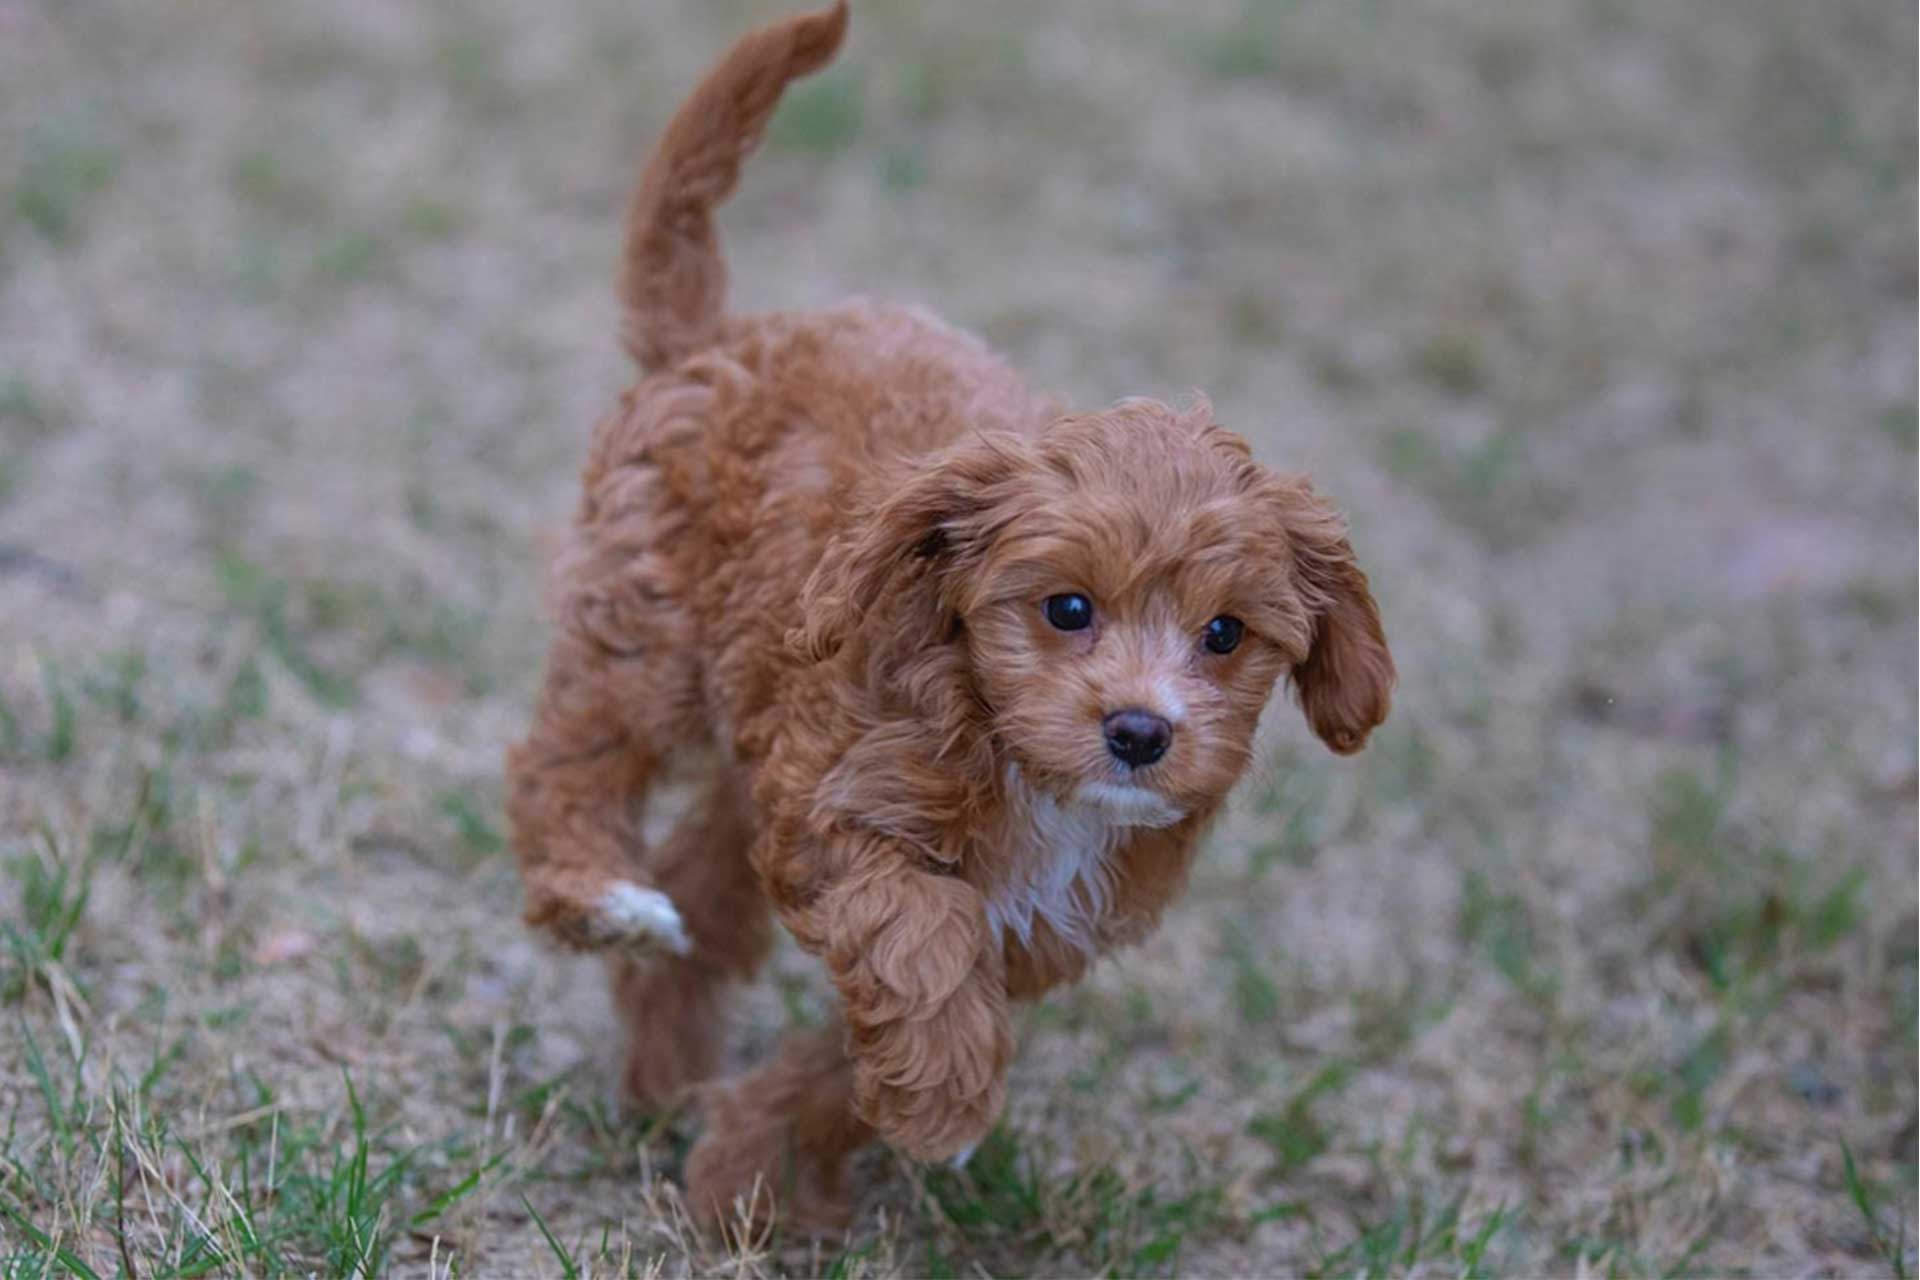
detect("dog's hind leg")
[685,1009,872,1236]
[608,767,773,1109]
[505,515,708,952]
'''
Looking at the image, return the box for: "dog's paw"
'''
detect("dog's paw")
[860,1073,999,1164]
[589,882,693,954]
[686,1081,857,1239]
[849,980,1009,1163]
[530,879,694,954]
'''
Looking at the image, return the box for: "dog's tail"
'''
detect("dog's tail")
[619,1,849,372]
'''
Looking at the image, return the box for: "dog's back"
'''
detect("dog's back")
[596,0,1054,747]
[606,0,1051,557]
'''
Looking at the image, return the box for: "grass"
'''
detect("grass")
[0,1059,452,1277]
[8,132,119,245]
[769,71,865,154]
[919,1128,1229,1277]
[1306,1192,1512,1279]
[1843,1141,1913,1280]
[0,0,1913,1274]
[1248,1063,1353,1179]
[1,835,95,1003]
[1377,426,1561,550]
[214,554,362,708]
[1458,869,1557,1006]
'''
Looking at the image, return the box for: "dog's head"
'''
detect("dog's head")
[796,398,1394,826]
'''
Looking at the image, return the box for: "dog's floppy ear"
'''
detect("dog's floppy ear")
[793,433,1026,661]
[1278,482,1395,754]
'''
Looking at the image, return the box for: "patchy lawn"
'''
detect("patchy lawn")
[1,0,1913,1274]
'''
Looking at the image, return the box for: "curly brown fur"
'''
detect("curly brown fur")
[505,0,1395,1233]
[685,1014,871,1238]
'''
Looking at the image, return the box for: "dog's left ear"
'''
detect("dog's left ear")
[1278,483,1395,754]
[793,433,1026,661]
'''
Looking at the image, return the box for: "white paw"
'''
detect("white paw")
[592,882,693,955]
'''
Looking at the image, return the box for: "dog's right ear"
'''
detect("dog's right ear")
[792,433,1027,661]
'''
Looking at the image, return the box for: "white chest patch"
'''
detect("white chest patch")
[985,771,1122,958]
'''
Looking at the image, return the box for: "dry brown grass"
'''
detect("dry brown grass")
[1,0,1914,1275]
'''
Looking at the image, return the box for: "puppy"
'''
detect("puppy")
[505,0,1394,1231]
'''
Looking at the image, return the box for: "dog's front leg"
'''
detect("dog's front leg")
[815,846,1011,1162]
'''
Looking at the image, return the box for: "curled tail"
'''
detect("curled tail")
[620,1,850,372]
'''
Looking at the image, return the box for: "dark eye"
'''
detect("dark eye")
[1203,615,1244,654]
[1043,593,1093,632]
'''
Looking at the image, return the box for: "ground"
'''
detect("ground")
[0,0,1914,1275]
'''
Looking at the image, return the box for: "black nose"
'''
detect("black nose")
[1103,709,1172,767]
